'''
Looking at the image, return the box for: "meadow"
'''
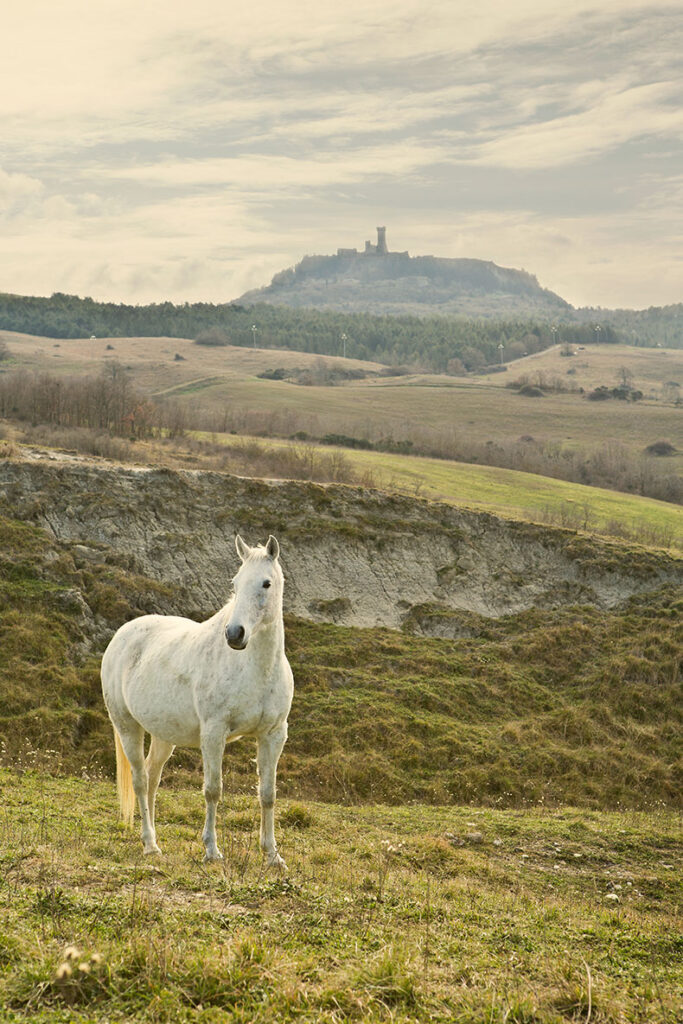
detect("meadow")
[2,331,681,469]
[0,768,680,1023]
[192,432,682,550]
[1,331,681,1022]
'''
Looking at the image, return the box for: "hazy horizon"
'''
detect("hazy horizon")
[2,1,682,311]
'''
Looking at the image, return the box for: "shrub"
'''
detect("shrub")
[645,440,677,456]
[320,433,373,450]
[257,367,289,380]
[195,328,230,346]
[279,803,314,828]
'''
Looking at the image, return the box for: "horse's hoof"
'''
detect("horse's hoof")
[143,844,162,856]
[267,853,287,872]
[203,850,224,864]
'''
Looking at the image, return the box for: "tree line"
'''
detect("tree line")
[0,290,631,372]
[0,363,155,437]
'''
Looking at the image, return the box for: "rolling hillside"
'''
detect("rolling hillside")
[2,331,680,478]
[1,394,680,1023]
[0,459,681,810]
[195,433,682,550]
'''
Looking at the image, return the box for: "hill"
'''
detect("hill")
[1,456,680,809]
[489,341,683,394]
[237,235,571,318]
[1,458,680,1021]
[234,231,682,345]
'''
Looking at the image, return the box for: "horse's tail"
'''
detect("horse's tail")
[114,729,135,827]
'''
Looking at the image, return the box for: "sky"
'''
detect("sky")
[2,0,682,310]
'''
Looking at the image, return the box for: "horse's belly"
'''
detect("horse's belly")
[124,677,201,748]
[226,707,265,740]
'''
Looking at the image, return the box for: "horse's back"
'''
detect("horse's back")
[101,614,208,746]
[102,614,199,680]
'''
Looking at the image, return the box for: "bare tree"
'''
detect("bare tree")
[618,366,634,388]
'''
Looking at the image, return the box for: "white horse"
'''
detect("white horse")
[101,535,293,868]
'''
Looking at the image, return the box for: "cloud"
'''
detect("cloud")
[0,167,44,214]
[1,1,682,307]
[88,139,448,194]
[468,81,683,169]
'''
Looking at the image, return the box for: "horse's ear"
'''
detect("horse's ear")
[235,535,250,561]
[266,535,279,560]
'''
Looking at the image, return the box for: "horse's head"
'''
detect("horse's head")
[225,534,283,650]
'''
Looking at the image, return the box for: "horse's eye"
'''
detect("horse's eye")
[262,580,271,589]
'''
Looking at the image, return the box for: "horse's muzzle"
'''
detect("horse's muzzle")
[225,624,247,650]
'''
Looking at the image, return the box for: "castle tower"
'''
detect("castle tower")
[376,226,388,255]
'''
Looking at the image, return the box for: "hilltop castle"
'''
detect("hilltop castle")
[337,227,409,258]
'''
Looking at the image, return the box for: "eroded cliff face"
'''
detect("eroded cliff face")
[1,457,679,636]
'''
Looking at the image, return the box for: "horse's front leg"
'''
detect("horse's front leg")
[256,723,288,871]
[200,725,226,863]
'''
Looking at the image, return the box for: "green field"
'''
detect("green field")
[197,432,683,550]
[1,439,682,1020]
[1,769,680,1023]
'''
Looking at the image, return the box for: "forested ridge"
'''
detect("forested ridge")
[237,251,572,318]
[0,290,637,372]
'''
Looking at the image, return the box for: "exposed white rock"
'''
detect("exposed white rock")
[1,458,679,634]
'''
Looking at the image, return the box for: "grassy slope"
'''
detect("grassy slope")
[199,432,683,548]
[2,332,681,465]
[483,342,683,393]
[1,510,680,810]
[1,475,681,1021]
[0,769,680,1023]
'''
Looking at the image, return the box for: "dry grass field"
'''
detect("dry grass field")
[0,329,384,393]
[2,332,680,469]
[484,342,683,394]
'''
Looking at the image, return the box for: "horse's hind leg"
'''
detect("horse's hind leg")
[146,736,175,833]
[118,721,161,856]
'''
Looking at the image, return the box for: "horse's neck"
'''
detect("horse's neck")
[255,615,285,658]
